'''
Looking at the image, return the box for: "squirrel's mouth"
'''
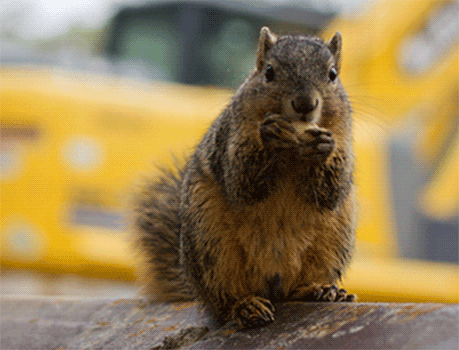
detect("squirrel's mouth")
[281,98,323,125]
[281,88,323,125]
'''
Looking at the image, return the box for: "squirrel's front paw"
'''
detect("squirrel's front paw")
[297,127,335,159]
[231,296,275,328]
[260,117,298,149]
[290,284,357,302]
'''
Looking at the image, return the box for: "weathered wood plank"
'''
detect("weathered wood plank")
[1,297,457,349]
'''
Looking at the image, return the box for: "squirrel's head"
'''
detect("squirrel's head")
[246,27,346,127]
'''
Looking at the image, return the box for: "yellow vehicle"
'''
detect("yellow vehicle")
[1,0,457,302]
[0,68,231,281]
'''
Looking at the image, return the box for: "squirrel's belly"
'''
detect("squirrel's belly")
[189,176,339,298]
[244,239,305,299]
[241,234,337,299]
[233,191,344,298]
[234,204,316,298]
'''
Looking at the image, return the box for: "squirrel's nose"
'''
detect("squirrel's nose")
[291,94,319,115]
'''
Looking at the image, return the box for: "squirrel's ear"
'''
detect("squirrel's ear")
[257,26,277,71]
[327,32,342,74]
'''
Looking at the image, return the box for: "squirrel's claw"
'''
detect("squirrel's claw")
[260,117,299,149]
[232,296,275,328]
[290,284,357,302]
[297,127,335,159]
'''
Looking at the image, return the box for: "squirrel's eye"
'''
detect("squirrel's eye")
[328,66,338,82]
[265,65,275,82]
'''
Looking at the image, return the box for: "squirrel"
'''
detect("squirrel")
[134,27,356,328]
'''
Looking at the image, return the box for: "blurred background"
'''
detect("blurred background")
[1,0,457,302]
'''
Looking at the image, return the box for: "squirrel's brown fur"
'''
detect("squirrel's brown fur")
[134,27,356,328]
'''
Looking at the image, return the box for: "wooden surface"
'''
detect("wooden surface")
[1,297,458,349]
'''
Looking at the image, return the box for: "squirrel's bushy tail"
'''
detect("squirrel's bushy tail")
[133,168,193,301]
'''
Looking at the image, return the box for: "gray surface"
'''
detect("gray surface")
[388,124,458,263]
[1,297,458,349]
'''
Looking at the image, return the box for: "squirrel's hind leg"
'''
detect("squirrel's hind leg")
[230,296,275,328]
[289,284,356,302]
